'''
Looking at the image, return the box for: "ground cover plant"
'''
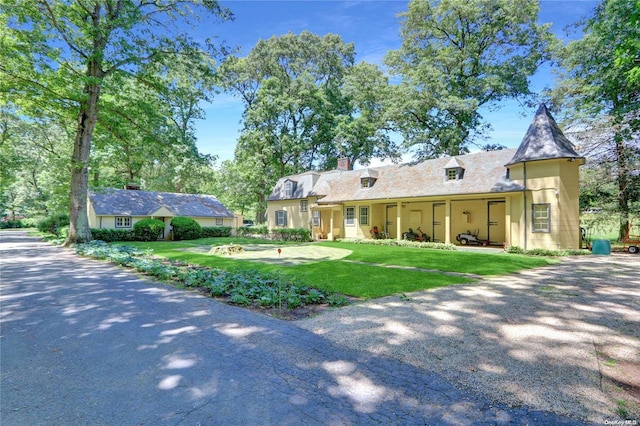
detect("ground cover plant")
[76,241,350,318]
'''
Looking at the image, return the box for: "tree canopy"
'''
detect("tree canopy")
[0,0,232,243]
[384,0,557,158]
[548,0,640,240]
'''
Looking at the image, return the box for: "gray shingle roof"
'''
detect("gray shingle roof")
[506,103,583,166]
[269,149,524,204]
[89,188,234,218]
[268,172,321,200]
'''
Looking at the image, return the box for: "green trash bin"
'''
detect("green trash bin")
[591,239,611,255]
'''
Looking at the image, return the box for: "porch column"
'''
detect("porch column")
[396,201,402,241]
[505,196,511,247]
[445,199,451,244]
[330,210,335,240]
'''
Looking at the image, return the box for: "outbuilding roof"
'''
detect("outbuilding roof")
[269,149,524,204]
[89,188,234,218]
[506,103,583,165]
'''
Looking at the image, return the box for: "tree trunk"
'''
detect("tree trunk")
[66,81,101,245]
[615,135,630,241]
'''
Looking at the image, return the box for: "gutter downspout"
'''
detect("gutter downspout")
[523,162,527,251]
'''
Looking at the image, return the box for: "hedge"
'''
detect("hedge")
[201,226,232,237]
[90,228,136,242]
[171,216,202,240]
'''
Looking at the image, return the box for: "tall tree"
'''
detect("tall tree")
[1,0,232,243]
[384,0,557,158]
[222,31,356,174]
[332,62,400,169]
[221,32,357,218]
[549,0,640,240]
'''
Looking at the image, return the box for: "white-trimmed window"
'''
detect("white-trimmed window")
[284,181,293,198]
[115,216,131,228]
[312,210,320,226]
[216,218,223,226]
[447,168,458,181]
[300,200,308,212]
[276,210,288,227]
[359,206,369,225]
[345,206,355,226]
[532,204,551,232]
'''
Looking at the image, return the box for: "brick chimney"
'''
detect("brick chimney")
[337,157,351,171]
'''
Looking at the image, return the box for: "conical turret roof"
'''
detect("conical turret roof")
[506,104,583,166]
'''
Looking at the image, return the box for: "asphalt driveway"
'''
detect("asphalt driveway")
[1,230,588,425]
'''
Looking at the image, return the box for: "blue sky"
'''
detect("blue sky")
[195,0,599,165]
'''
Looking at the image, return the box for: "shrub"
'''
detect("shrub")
[236,225,268,238]
[0,219,23,229]
[506,246,525,254]
[37,213,70,235]
[171,216,202,240]
[133,218,165,241]
[342,238,457,251]
[90,228,136,242]
[270,227,311,242]
[21,218,40,228]
[201,226,232,238]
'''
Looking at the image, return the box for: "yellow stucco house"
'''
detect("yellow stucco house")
[267,104,585,250]
[88,188,236,240]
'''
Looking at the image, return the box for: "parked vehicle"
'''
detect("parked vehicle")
[403,226,429,242]
[623,222,639,254]
[456,229,489,246]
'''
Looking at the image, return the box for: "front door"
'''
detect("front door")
[488,201,506,245]
[385,205,397,239]
[432,203,445,242]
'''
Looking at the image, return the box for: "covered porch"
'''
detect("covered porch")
[328,196,514,246]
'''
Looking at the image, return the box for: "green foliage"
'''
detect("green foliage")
[133,218,165,242]
[201,226,232,238]
[549,0,640,241]
[171,216,202,240]
[384,0,556,158]
[0,219,23,229]
[2,1,233,244]
[344,238,457,251]
[270,228,311,242]
[37,214,70,236]
[506,246,592,256]
[506,246,526,254]
[220,31,399,217]
[90,228,136,242]
[235,226,256,237]
[75,241,343,311]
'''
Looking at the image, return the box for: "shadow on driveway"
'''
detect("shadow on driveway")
[1,230,590,425]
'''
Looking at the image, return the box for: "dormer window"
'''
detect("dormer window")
[444,157,465,181]
[284,180,294,197]
[360,169,378,188]
[361,178,374,188]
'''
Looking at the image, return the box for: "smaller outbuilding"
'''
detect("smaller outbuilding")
[88,187,236,240]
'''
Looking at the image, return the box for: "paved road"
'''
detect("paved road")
[1,231,589,425]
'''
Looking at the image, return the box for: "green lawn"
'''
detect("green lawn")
[119,238,557,298]
[320,241,556,275]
